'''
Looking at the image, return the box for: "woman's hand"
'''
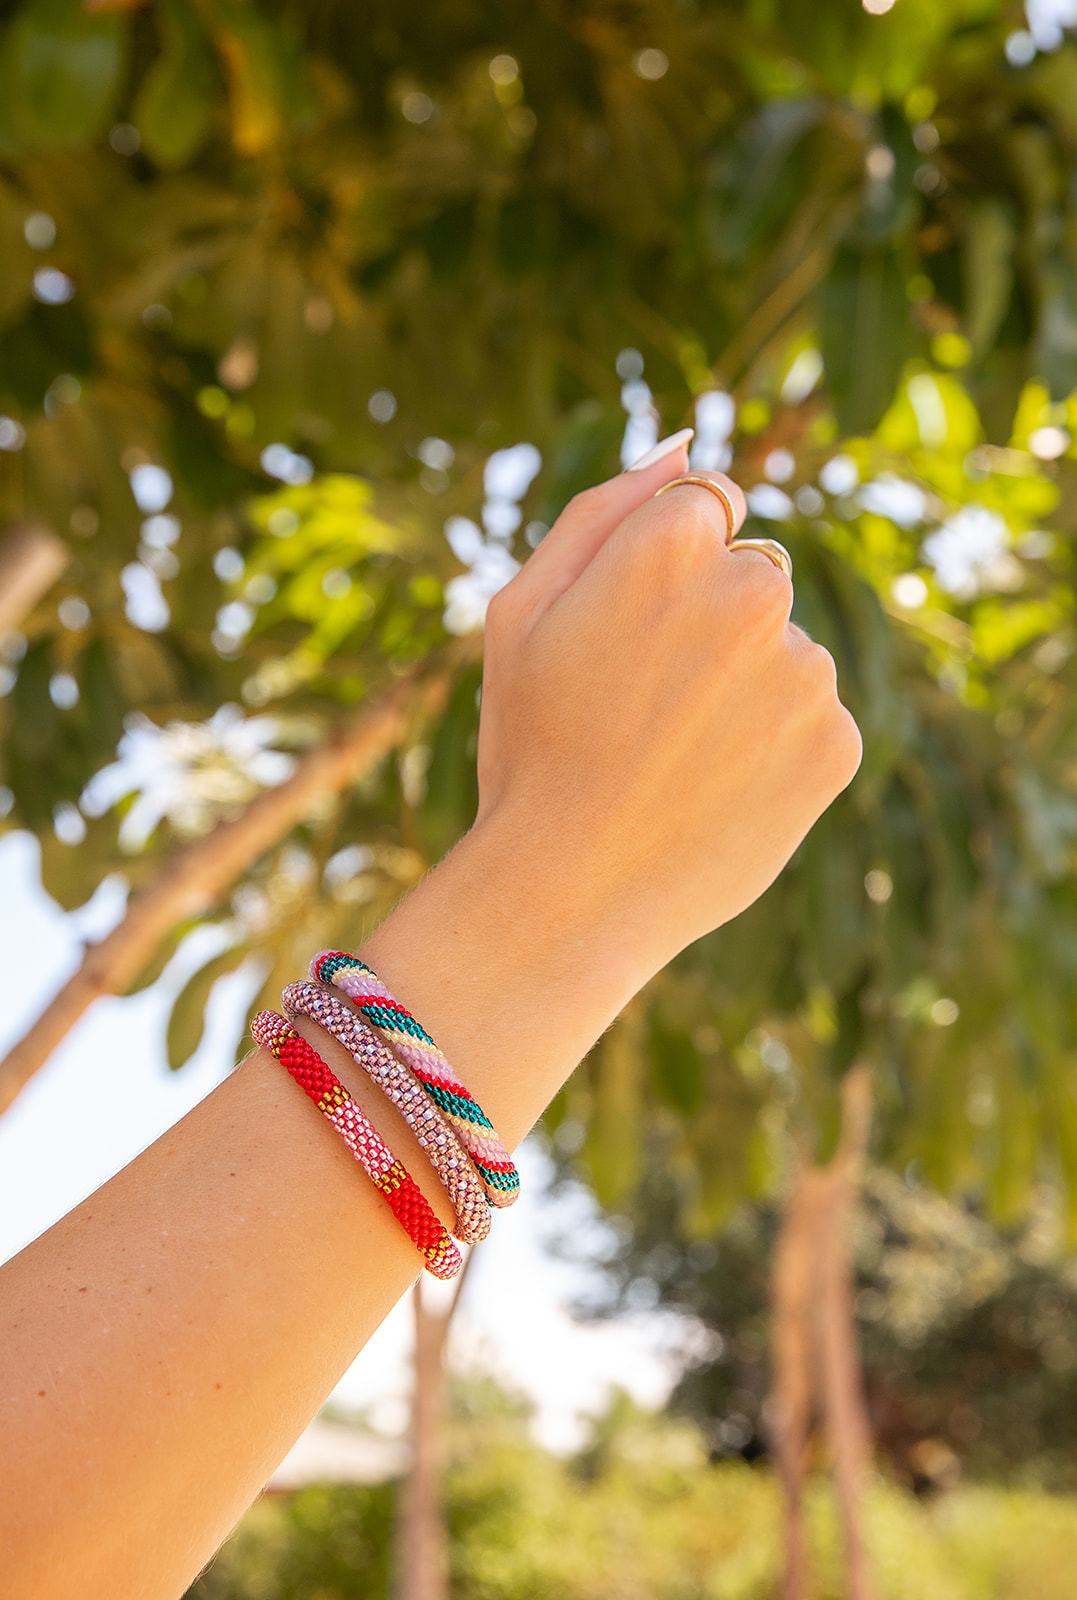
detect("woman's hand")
[475,461,862,973]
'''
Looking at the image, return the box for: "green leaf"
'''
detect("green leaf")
[122,920,200,998]
[875,775,934,990]
[582,1015,645,1208]
[703,879,793,1020]
[211,0,306,155]
[539,402,626,519]
[986,1044,1041,1228]
[682,1074,767,1234]
[37,828,93,911]
[705,99,820,269]
[820,241,910,434]
[1013,769,1077,882]
[0,299,95,410]
[1035,252,1077,401]
[78,636,127,757]
[418,202,475,280]
[0,180,34,322]
[7,637,60,826]
[859,104,920,246]
[1,0,127,150]
[648,1010,706,1118]
[495,195,558,277]
[773,0,949,98]
[791,809,869,995]
[9,635,55,758]
[1042,1046,1077,1247]
[913,1028,973,1195]
[963,200,1016,359]
[166,945,246,1071]
[419,664,480,860]
[135,0,217,169]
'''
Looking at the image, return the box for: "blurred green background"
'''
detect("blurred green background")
[0,0,1075,1596]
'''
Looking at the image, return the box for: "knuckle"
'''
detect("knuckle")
[737,562,794,626]
[564,484,607,521]
[483,582,518,632]
[800,641,839,698]
[825,705,864,783]
[649,503,720,569]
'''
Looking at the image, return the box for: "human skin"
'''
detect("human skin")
[0,443,861,1598]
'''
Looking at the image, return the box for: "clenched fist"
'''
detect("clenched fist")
[474,451,862,974]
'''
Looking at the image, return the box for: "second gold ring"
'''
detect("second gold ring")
[728,536,793,581]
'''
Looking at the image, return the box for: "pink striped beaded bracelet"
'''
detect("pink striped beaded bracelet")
[250,1010,462,1280]
[282,979,493,1246]
[310,949,520,1208]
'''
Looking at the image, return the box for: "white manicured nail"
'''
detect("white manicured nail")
[626,427,694,472]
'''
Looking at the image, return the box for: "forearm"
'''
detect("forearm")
[0,807,644,1600]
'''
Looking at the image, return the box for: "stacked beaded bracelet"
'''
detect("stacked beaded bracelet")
[283,979,493,1245]
[250,1009,462,1280]
[250,948,519,1278]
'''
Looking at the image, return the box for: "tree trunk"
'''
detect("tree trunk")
[816,1069,874,1600]
[0,523,67,633]
[0,665,455,1112]
[770,1068,874,1600]
[394,1250,474,1600]
[771,1164,824,1600]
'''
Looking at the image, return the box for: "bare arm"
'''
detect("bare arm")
[0,810,642,1599]
[0,447,861,1598]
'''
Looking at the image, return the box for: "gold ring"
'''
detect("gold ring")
[728,537,793,581]
[652,473,737,543]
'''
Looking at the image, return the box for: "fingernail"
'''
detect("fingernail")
[626,427,694,472]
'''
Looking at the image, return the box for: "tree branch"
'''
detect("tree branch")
[0,665,455,1113]
[0,523,67,634]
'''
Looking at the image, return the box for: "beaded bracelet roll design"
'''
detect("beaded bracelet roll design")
[282,979,492,1246]
[250,1010,462,1280]
[311,949,520,1208]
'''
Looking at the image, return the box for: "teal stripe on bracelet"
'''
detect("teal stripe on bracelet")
[310,948,521,1207]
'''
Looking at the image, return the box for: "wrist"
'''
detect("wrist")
[353,802,662,1151]
[425,800,663,992]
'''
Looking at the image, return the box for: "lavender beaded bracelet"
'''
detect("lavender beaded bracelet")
[282,979,492,1246]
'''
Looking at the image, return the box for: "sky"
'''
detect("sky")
[0,829,690,1456]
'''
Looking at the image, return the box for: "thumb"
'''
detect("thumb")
[514,429,694,617]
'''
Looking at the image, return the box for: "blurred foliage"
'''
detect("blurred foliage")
[186,1379,1077,1599]
[554,1163,1077,1488]
[0,1,1074,1232]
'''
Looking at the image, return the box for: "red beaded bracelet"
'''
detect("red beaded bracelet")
[250,1010,462,1280]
